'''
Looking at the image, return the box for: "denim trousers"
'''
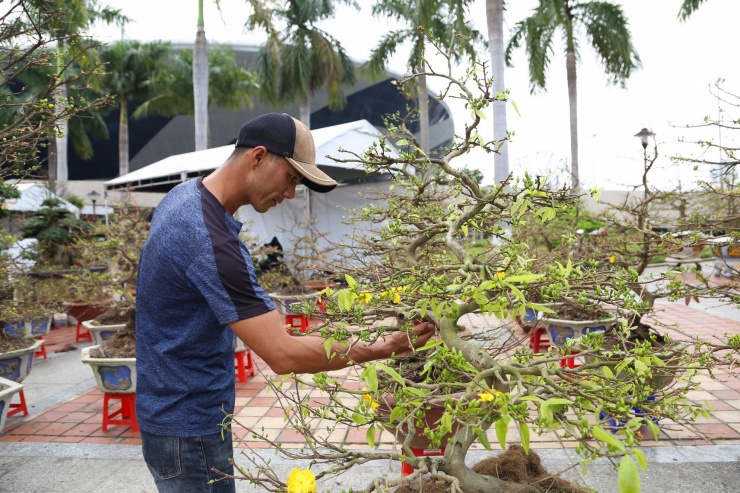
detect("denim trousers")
[141,429,236,493]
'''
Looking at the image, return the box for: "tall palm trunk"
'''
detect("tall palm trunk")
[298,96,311,128]
[119,98,129,177]
[418,66,430,155]
[565,42,579,189]
[486,0,509,185]
[54,47,68,197]
[193,0,209,150]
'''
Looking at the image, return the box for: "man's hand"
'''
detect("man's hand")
[387,320,436,357]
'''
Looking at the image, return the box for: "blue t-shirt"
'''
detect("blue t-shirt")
[135,177,275,436]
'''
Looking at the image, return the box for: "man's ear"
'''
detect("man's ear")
[252,146,269,165]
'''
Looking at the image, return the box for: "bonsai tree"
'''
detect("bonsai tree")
[215,42,739,493]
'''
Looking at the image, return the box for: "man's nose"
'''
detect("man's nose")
[284,183,296,200]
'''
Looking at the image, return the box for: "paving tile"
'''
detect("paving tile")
[235,406,270,417]
[63,423,103,436]
[692,423,740,439]
[710,410,740,423]
[48,436,84,443]
[55,411,96,423]
[37,422,78,435]
[710,390,740,400]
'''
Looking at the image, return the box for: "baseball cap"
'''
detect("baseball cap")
[235,113,338,193]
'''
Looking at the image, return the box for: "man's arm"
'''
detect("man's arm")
[230,310,435,375]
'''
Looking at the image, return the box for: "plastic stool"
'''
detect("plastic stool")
[235,350,255,383]
[7,390,28,417]
[34,337,47,359]
[285,314,309,334]
[529,328,550,353]
[76,321,92,343]
[401,447,445,476]
[103,393,138,432]
[558,351,580,369]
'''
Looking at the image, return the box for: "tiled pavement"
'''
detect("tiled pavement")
[1,303,739,453]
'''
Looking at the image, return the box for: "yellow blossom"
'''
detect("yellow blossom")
[362,393,379,411]
[479,392,495,402]
[496,271,506,279]
[286,468,316,493]
[358,291,373,303]
[609,255,616,264]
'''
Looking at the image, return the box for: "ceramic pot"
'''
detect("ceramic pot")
[541,304,617,347]
[0,376,23,432]
[2,318,52,338]
[268,291,321,316]
[0,339,43,383]
[81,345,136,394]
[82,321,126,346]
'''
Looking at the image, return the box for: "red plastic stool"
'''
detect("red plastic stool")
[401,447,446,476]
[76,321,92,343]
[559,351,580,369]
[285,314,309,334]
[235,350,255,383]
[7,390,28,417]
[529,328,550,353]
[34,337,47,359]
[103,393,139,432]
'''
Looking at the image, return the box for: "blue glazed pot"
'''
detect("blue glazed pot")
[541,304,616,347]
[2,318,52,338]
[268,292,321,315]
[0,339,43,383]
[80,346,136,394]
[81,321,125,346]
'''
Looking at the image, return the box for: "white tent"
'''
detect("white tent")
[104,119,394,193]
[3,182,80,216]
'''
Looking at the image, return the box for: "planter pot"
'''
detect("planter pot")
[541,304,617,347]
[0,339,43,383]
[2,318,52,338]
[62,302,111,323]
[268,291,321,316]
[82,321,126,346]
[0,377,23,432]
[81,345,136,394]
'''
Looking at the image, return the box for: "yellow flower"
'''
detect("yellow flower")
[609,255,616,264]
[496,271,506,279]
[362,393,379,411]
[358,291,373,303]
[286,468,316,493]
[479,392,495,402]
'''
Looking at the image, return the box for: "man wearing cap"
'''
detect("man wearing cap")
[135,113,435,493]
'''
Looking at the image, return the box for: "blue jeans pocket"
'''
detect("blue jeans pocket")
[142,434,182,480]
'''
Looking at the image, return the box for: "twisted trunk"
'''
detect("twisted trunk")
[193,0,209,150]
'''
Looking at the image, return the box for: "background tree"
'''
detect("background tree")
[678,0,710,20]
[505,0,640,189]
[364,0,483,154]
[98,40,172,177]
[246,0,357,128]
[486,0,509,184]
[194,0,209,150]
[26,0,126,196]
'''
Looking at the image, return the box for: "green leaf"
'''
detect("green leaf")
[544,398,573,407]
[632,449,648,471]
[592,425,626,452]
[351,413,368,426]
[389,405,403,423]
[646,420,660,441]
[473,427,492,450]
[461,224,469,237]
[519,422,530,454]
[375,363,405,387]
[344,274,357,289]
[366,425,376,448]
[396,139,408,146]
[362,365,378,392]
[474,109,486,120]
[324,338,335,359]
[510,99,521,117]
[504,274,544,283]
[602,366,615,379]
[419,299,429,318]
[618,456,641,493]
[495,416,510,450]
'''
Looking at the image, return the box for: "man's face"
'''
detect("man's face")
[251,154,301,213]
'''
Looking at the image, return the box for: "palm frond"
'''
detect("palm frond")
[678,0,709,21]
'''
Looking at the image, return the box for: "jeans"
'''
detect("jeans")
[141,430,236,493]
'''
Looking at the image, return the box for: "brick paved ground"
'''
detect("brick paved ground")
[2,304,739,452]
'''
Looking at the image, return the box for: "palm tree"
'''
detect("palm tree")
[27,0,127,196]
[99,40,172,177]
[133,47,258,130]
[679,0,709,20]
[194,0,208,150]
[247,0,357,128]
[486,0,508,184]
[505,0,640,189]
[364,0,482,154]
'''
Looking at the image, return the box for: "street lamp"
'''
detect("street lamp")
[635,128,655,199]
[634,127,654,150]
[87,190,100,216]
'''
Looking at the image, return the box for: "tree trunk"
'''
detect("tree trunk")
[418,66,430,155]
[54,84,68,197]
[566,44,579,190]
[298,96,311,128]
[487,0,509,185]
[119,98,129,177]
[47,138,57,194]
[193,0,209,151]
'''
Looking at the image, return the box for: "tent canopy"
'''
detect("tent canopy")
[3,182,80,215]
[104,119,394,193]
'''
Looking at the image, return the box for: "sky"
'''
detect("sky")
[90,1,740,190]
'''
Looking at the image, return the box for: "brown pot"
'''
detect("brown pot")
[62,301,111,323]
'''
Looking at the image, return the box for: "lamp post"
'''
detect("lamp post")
[635,128,655,201]
[87,190,100,216]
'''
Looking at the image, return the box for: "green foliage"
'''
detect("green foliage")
[20,197,89,267]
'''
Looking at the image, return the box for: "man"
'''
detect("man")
[135,113,435,493]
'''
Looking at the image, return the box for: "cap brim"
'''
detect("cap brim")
[286,158,338,193]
